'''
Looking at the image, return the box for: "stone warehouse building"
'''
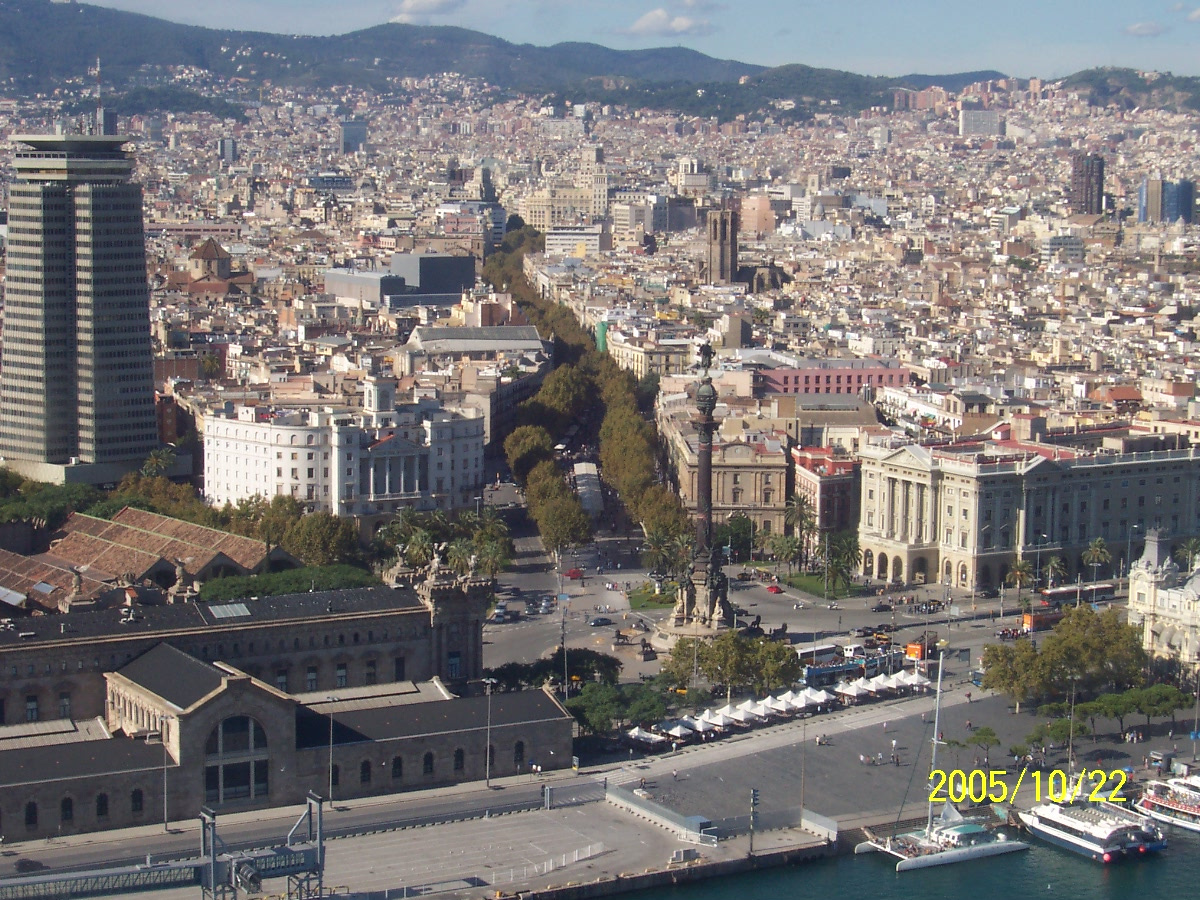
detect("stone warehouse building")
[0,570,573,839]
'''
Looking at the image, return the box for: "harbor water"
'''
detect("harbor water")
[635,828,1199,900]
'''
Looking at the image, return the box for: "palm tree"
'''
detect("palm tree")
[404,528,435,568]
[1006,557,1035,611]
[1044,555,1067,589]
[666,533,696,580]
[828,532,862,593]
[141,447,176,478]
[642,526,674,575]
[1082,537,1112,583]
[1174,537,1200,572]
[475,540,510,582]
[769,534,802,574]
[446,538,474,576]
[784,494,817,566]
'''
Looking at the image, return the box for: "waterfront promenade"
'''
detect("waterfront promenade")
[0,683,1187,899]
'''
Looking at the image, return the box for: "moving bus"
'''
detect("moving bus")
[1039,583,1115,607]
[1022,609,1065,633]
[795,643,841,666]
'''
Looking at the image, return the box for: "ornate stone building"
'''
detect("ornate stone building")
[0,570,574,839]
[1128,530,1200,678]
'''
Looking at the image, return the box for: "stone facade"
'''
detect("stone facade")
[1128,530,1200,678]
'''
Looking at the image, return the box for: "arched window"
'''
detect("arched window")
[423,752,434,775]
[25,802,37,829]
[453,748,465,772]
[360,761,372,785]
[391,756,403,779]
[131,789,144,814]
[514,741,525,768]
[204,716,270,806]
[60,798,73,823]
[95,794,109,819]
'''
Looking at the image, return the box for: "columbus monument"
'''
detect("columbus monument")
[654,343,732,648]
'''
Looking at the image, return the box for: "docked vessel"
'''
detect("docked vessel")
[1017,801,1166,862]
[855,652,1029,870]
[1134,774,1200,833]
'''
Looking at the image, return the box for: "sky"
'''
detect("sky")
[79,0,1200,78]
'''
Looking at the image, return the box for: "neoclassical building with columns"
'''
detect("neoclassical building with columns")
[1128,530,1200,678]
[858,426,1200,590]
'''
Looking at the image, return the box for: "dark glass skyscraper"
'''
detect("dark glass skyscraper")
[1069,152,1105,215]
[0,135,157,483]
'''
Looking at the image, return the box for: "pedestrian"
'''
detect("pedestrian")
[883,721,888,732]
[672,769,678,780]
[921,712,926,723]
[639,777,646,789]
[966,719,972,730]
[859,753,866,765]
[966,692,972,703]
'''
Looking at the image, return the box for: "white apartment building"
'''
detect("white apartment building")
[203,378,485,517]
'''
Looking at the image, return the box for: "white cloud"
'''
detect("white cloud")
[1188,8,1200,21]
[390,0,466,24]
[625,7,714,36]
[678,0,724,10]
[1123,21,1167,37]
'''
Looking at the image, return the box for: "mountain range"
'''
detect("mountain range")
[1,0,1197,118]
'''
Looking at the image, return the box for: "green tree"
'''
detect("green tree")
[1134,683,1191,729]
[1082,536,1112,582]
[281,513,359,567]
[504,425,554,484]
[701,631,755,702]
[200,354,223,379]
[140,446,176,478]
[659,637,704,689]
[769,534,802,574]
[474,539,510,582]
[1174,537,1200,572]
[446,538,474,576]
[403,528,435,568]
[1093,690,1140,735]
[827,531,861,592]
[1044,555,1067,589]
[1039,605,1145,695]
[565,682,622,734]
[752,640,803,694]
[970,725,1001,756]
[784,494,817,566]
[981,639,1044,712]
[622,683,668,727]
[1006,557,1035,611]
[535,496,593,558]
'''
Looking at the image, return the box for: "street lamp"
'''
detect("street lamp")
[1034,533,1048,592]
[1125,523,1142,592]
[483,677,498,787]
[327,696,337,801]
[159,715,169,832]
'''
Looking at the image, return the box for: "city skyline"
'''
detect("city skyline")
[75,0,1200,79]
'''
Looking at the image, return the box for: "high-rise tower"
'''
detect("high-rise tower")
[0,135,158,483]
[1069,152,1104,215]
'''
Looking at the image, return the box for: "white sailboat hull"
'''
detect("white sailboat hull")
[894,838,1029,870]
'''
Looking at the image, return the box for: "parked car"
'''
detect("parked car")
[766,584,783,594]
[871,602,893,613]
[589,617,613,627]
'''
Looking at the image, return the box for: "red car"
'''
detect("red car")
[766,584,783,594]
[565,568,584,579]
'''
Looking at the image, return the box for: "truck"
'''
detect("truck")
[1022,610,1065,633]
[905,630,940,661]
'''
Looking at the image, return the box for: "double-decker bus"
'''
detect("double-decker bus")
[1039,582,1116,608]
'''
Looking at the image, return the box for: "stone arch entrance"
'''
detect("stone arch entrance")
[912,556,928,584]
[891,557,903,583]
[943,560,953,584]
[877,553,889,580]
[862,549,874,577]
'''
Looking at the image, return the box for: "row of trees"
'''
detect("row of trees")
[486,226,689,548]
[981,605,1147,710]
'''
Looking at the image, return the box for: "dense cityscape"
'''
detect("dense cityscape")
[0,6,1198,899]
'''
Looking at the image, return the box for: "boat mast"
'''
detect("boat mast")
[926,650,946,835]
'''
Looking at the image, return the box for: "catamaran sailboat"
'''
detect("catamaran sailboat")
[854,654,1029,871]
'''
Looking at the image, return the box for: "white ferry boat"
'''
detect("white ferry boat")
[1017,801,1167,862]
[1134,774,1200,833]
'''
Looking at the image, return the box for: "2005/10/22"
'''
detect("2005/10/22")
[928,768,1128,805]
